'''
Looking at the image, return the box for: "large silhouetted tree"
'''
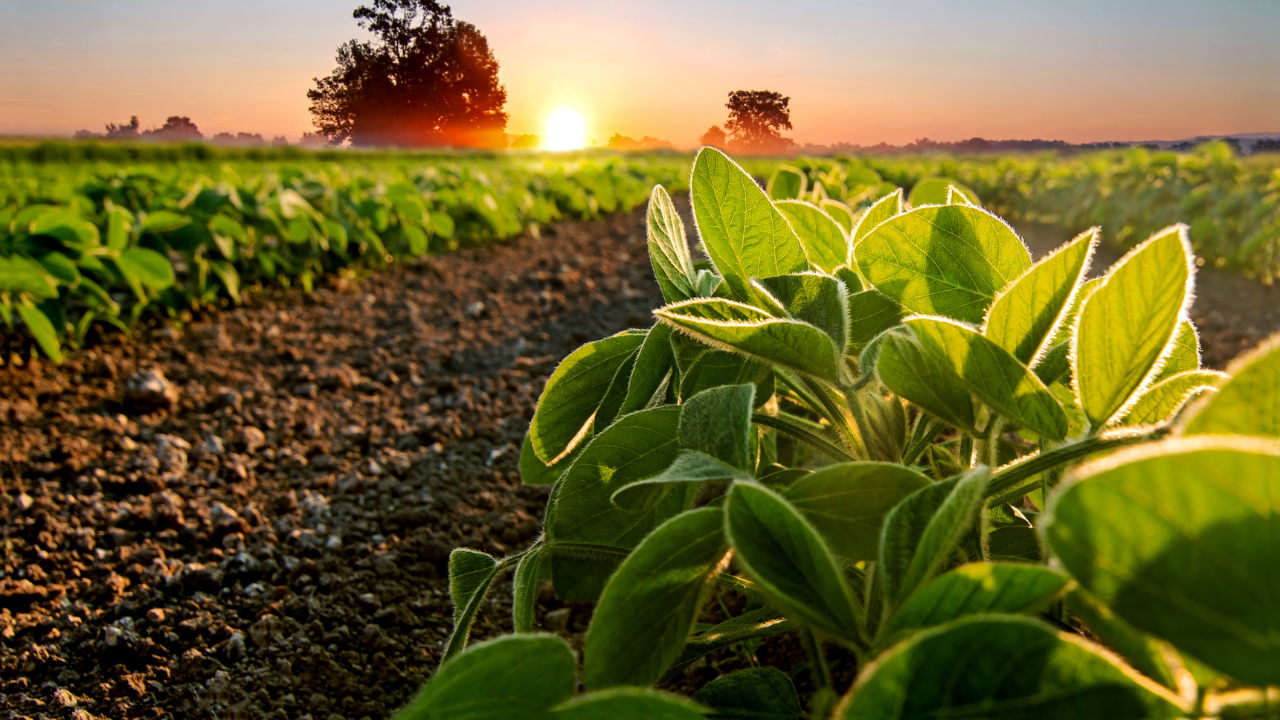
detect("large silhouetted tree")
[723,90,793,154]
[308,0,508,148]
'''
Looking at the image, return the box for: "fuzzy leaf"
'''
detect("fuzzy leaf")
[441,549,498,663]
[691,148,807,300]
[620,324,676,416]
[1073,225,1192,429]
[856,204,1030,325]
[837,616,1184,719]
[876,329,978,434]
[725,482,861,640]
[774,200,847,274]
[766,165,807,201]
[1046,436,1280,687]
[680,384,756,471]
[849,188,903,257]
[584,507,728,690]
[691,667,802,720]
[985,228,1095,366]
[611,450,741,510]
[782,462,931,562]
[1118,370,1225,426]
[648,185,697,303]
[754,273,849,353]
[554,689,706,720]
[531,330,646,464]
[1153,319,1201,382]
[1183,334,1280,437]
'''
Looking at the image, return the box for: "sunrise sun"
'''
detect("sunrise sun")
[543,108,587,151]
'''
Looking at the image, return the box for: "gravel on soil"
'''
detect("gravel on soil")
[3,205,1278,720]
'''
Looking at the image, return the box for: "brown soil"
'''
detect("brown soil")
[3,206,1277,720]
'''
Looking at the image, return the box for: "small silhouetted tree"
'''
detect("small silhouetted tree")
[723,90,792,153]
[699,124,727,149]
[308,0,508,148]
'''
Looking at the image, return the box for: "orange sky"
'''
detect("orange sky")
[1,0,1277,147]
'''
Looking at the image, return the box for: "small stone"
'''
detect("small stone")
[249,614,283,646]
[544,607,572,633]
[241,426,267,454]
[146,608,166,624]
[14,492,33,511]
[464,300,485,317]
[201,434,225,456]
[325,534,342,549]
[156,434,190,474]
[355,593,381,609]
[53,688,78,707]
[124,368,180,411]
[226,631,246,661]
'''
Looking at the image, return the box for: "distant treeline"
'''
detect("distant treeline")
[800,135,1280,156]
[0,140,506,165]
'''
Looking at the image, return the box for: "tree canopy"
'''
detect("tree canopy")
[723,90,793,154]
[308,0,508,148]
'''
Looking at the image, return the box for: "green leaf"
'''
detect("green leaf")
[690,667,802,720]
[394,634,574,720]
[106,208,132,252]
[837,616,1185,719]
[834,266,863,293]
[647,185,697,303]
[766,165,807,201]
[725,482,861,640]
[782,462,930,561]
[984,228,1096,366]
[904,317,1069,440]
[820,199,856,234]
[611,450,741,511]
[856,204,1031,325]
[141,210,191,234]
[554,689,706,720]
[1066,586,1180,691]
[774,200,847,274]
[680,385,755,471]
[691,148,807,300]
[1118,370,1226,426]
[209,215,245,260]
[512,545,546,633]
[36,251,79,287]
[520,430,568,485]
[116,248,175,290]
[441,549,499,664]
[679,350,773,406]
[846,290,905,352]
[906,177,979,208]
[875,329,978,434]
[430,211,455,238]
[620,324,675,416]
[0,256,59,298]
[546,406,690,600]
[849,188,902,255]
[16,302,63,364]
[531,330,647,464]
[1046,436,1280,687]
[657,299,841,383]
[877,563,1069,648]
[1183,334,1280,437]
[676,606,795,671]
[879,467,989,609]
[30,209,100,246]
[584,506,728,689]
[1035,342,1071,386]
[1153,319,1201,382]
[209,260,241,304]
[1073,225,1192,429]
[753,273,849,354]
[594,347,640,429]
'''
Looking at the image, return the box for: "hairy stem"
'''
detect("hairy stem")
[985,426,1170,502]
[752,413,858,463]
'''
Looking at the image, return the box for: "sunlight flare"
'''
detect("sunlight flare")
[543,109,587,151]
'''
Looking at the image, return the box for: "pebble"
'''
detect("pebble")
[146,608,166,624]
[241,426,267,454]
[227,631,247,661]
[544,607,572,633]
[15,492,33,511]
[124,368,180,411]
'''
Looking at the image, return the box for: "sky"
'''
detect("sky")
[1,0,1277,147]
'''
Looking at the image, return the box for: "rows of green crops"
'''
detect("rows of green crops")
[772,141,1280,280]
[0,148,690,363]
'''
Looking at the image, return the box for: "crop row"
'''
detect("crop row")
[0,153,690,363]
[770,141,1280,281]
[412,147,1280,719]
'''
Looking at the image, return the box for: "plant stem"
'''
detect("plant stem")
[753,413,858,463]
[902,418,944,466]
[800,377,867,460]
[801,626,833,693]
[985,427,1170,502]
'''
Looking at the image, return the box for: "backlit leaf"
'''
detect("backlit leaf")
[875,329,978,434]
[1153,319,1201,383]
[647,185,698,303]
[753,272,849,353]
[984,228,1095,366]
[856,204,1031,325]
[1182,333,1280,437]
[1073,225,1193,429]
[1118,370,1225,426]
[766,165,806,201]
[441,549,498,663]
[691,148,807,300]
[775,200,847,273]
[680,384,755,471]
[849,188,903,258]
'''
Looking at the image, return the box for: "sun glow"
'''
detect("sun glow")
[543,109,587,151]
